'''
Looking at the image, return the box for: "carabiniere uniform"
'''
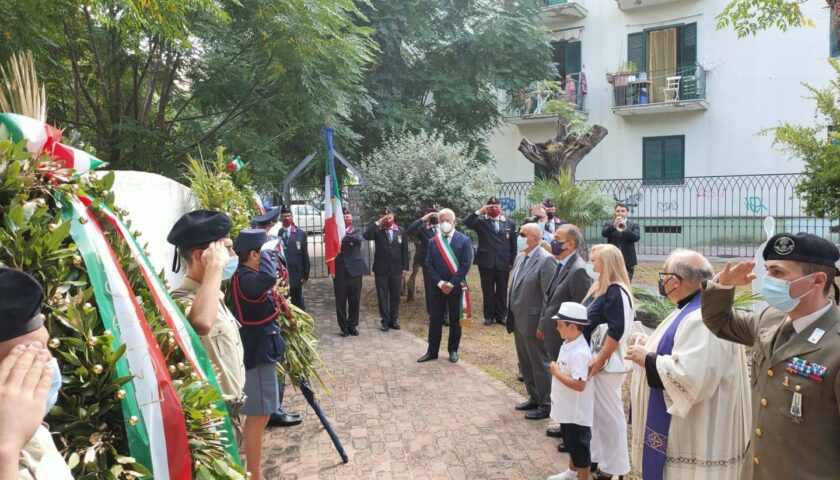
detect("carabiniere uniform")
[701,233,840,480]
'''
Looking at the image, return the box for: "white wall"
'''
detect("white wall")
[489,0,836,182]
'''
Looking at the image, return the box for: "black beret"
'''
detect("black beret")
[382,206,393,215]
[167,210,232,248]
[252,207,280,225]
[234,229,268,255]
[487,197,500,205]
[425,205,439,214]
[280,204,292,215]
[0,269,45,342]
[543,198,555,208]
[342,207,351,215]
[763,232,840,269]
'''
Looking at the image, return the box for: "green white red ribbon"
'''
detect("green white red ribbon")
[433,234,472,321]
[63,195,191,479]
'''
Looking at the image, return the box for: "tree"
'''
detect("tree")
[517,92,608,182]
[716,0,838,38]
[350,0,556,161]
[527,171,612,229]
[767,59,840,221]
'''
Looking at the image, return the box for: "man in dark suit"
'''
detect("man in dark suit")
[407,206,448,326]
[278,204,310,308]
[333,207,367,337]
[462,196,516,326]
[539,223,592,442]
[602,202,640,281]
[542,198,567,235]
[363,206,410,332]
[418,208,473,363]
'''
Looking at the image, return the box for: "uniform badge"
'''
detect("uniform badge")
[397,235,402,244]
[785,357,827,383]
[790,392,803,417]
[773,236,795,255]
[295,241,301,250]
[782,375,789,388]
[807,328,825,345]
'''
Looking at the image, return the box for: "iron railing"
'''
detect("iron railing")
[610,64,706,108]
[503,74,586,119]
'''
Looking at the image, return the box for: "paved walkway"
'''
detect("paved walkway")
[263,278,564,480]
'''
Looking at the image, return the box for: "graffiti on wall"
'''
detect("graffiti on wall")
[697,187,727,198]
[613,193,642,212]
[500,197,516,212]
[745,196,768,214]
[657,200,679,212]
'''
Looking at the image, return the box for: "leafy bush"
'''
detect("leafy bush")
[359,130,497,223]
[527,171,612,228]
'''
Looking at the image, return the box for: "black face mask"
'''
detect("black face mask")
[658,277,677,298]
[546,211,555,220]
[429,216,439,225]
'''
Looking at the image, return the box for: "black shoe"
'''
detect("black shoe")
[340,331,349,337]
[449,351,458,363]
[557,440,568,453]
[267,412,302,428]
[349,327,359,336]
[515,400,539,411]
[484,318,493,326]
[516,372,524,382]
[417,353,438,363]
[546,427,563,438]
[389,323,401,330]
[525,408,550,420]
[495,318,506,325]
[380,324,389,332]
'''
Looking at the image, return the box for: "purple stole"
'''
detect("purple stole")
[642,294,702,480]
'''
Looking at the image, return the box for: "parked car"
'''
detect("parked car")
[288,203,324,235]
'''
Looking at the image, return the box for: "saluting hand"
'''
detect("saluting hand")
[201,240,229,271]
[715,261,757,287]
[0,343,53,462]
[422,212,437,222]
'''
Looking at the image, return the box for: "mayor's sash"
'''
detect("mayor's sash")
[433,233,472,324]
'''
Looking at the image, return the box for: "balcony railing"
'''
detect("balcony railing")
[615,0,693,10]
[503,74,586,124]
[610,64,707,116]
[541,0,587,22]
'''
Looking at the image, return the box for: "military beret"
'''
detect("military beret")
[252,207,280,225]
[0,269,46,342]
[543,198,555,208]
[167,210,232,248]
[487,197,500,205]
[342,207,351,215]
[763,232,840,269]
[425,205,439,214]
[280,204,292,215]
[381,206,393,216]
[234,229,268,255]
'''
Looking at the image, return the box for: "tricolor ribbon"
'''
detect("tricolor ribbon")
[433,234,471,321]
[63,195,191,479]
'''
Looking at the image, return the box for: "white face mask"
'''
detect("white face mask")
[585,263,600,281]
[45,359,61,416]
[440,221,454,235]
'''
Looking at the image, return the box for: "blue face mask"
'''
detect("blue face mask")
[761,274,814,313]
[550,240,566,256]
[45,359,61,416]
[222,256,239,280]
[517,236,528,251]
[585,263,600,281]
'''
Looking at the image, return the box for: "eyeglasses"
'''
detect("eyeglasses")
[658,272,682,281]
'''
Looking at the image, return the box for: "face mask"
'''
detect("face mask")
[550,240,566,256]
[517,236,528,251]
[45,359,61,416]
[488,206,501,218]
[538,221,546,231]
[381,218,394,229]
[440,221,454,234]
[546,211,555,220]
[281,218,293,228]
[658,277,676,298]
[222,256,239,280]
[344,217,352,227]
[761,275,814,313]
[585,263,600,281]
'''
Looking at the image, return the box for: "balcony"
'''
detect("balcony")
[610,64,708,117]
[615,0,695,10]
[503,75,587,125]
[541,0,587,24]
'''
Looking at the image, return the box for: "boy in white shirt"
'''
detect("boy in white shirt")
[548,302,594,480]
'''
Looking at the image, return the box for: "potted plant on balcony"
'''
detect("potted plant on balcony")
[606,61,636,87]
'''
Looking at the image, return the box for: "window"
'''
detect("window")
[643,136,684,185]
[628,23,697,101]
[552,41,582,80]
[832,8,839,58]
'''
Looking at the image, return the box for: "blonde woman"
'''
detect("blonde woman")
[581,244,633,480]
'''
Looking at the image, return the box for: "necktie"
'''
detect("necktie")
[493,220,499,233]
[773,319,796,352]
[388,230,393,243]
[513,255,530,286]
[284,229,289,241]
[549,261,565,288]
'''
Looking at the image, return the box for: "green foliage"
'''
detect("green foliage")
[716,0,817,37]
[527,171,612,228]
[351,0,556,161]
[358,130,497,223]
[633,286,762,329]
[1,141,244,478]
[183,147,258,237]
[764,59,840,221]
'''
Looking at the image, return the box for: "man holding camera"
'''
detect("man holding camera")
[601,202,640,281]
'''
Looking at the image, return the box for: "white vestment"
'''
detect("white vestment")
[630,305,751,480]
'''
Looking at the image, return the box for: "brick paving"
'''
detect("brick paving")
[262,278,566,480]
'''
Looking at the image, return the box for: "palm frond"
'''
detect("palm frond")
[0,51,46,120]
[527,171,612,228]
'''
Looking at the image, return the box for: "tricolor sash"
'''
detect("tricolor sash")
[433,234,471,321]
[642,294,702,480]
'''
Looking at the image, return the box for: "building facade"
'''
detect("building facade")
[489,0,838,183]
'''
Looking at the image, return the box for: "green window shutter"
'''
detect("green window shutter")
[628,32,647,73]
[565,41,582,75]
[643,138,663,184]
[663,137,685,183]
[678,23,697,67]
[832,9,839,58]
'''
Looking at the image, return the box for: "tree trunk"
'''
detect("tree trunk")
[518,118,608,182]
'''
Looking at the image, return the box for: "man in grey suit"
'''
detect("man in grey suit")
[539,224,592,441]
[506,223,557,420]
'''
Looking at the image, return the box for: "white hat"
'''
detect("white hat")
[551,302,589,325]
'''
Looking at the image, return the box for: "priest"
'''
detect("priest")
[626,249,750,480]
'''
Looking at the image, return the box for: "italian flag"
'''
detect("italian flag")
[0,112,61,156]
[322,125,345,276]
[225,156,244,171]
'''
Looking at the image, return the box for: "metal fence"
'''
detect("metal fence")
[282,174,837,278]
